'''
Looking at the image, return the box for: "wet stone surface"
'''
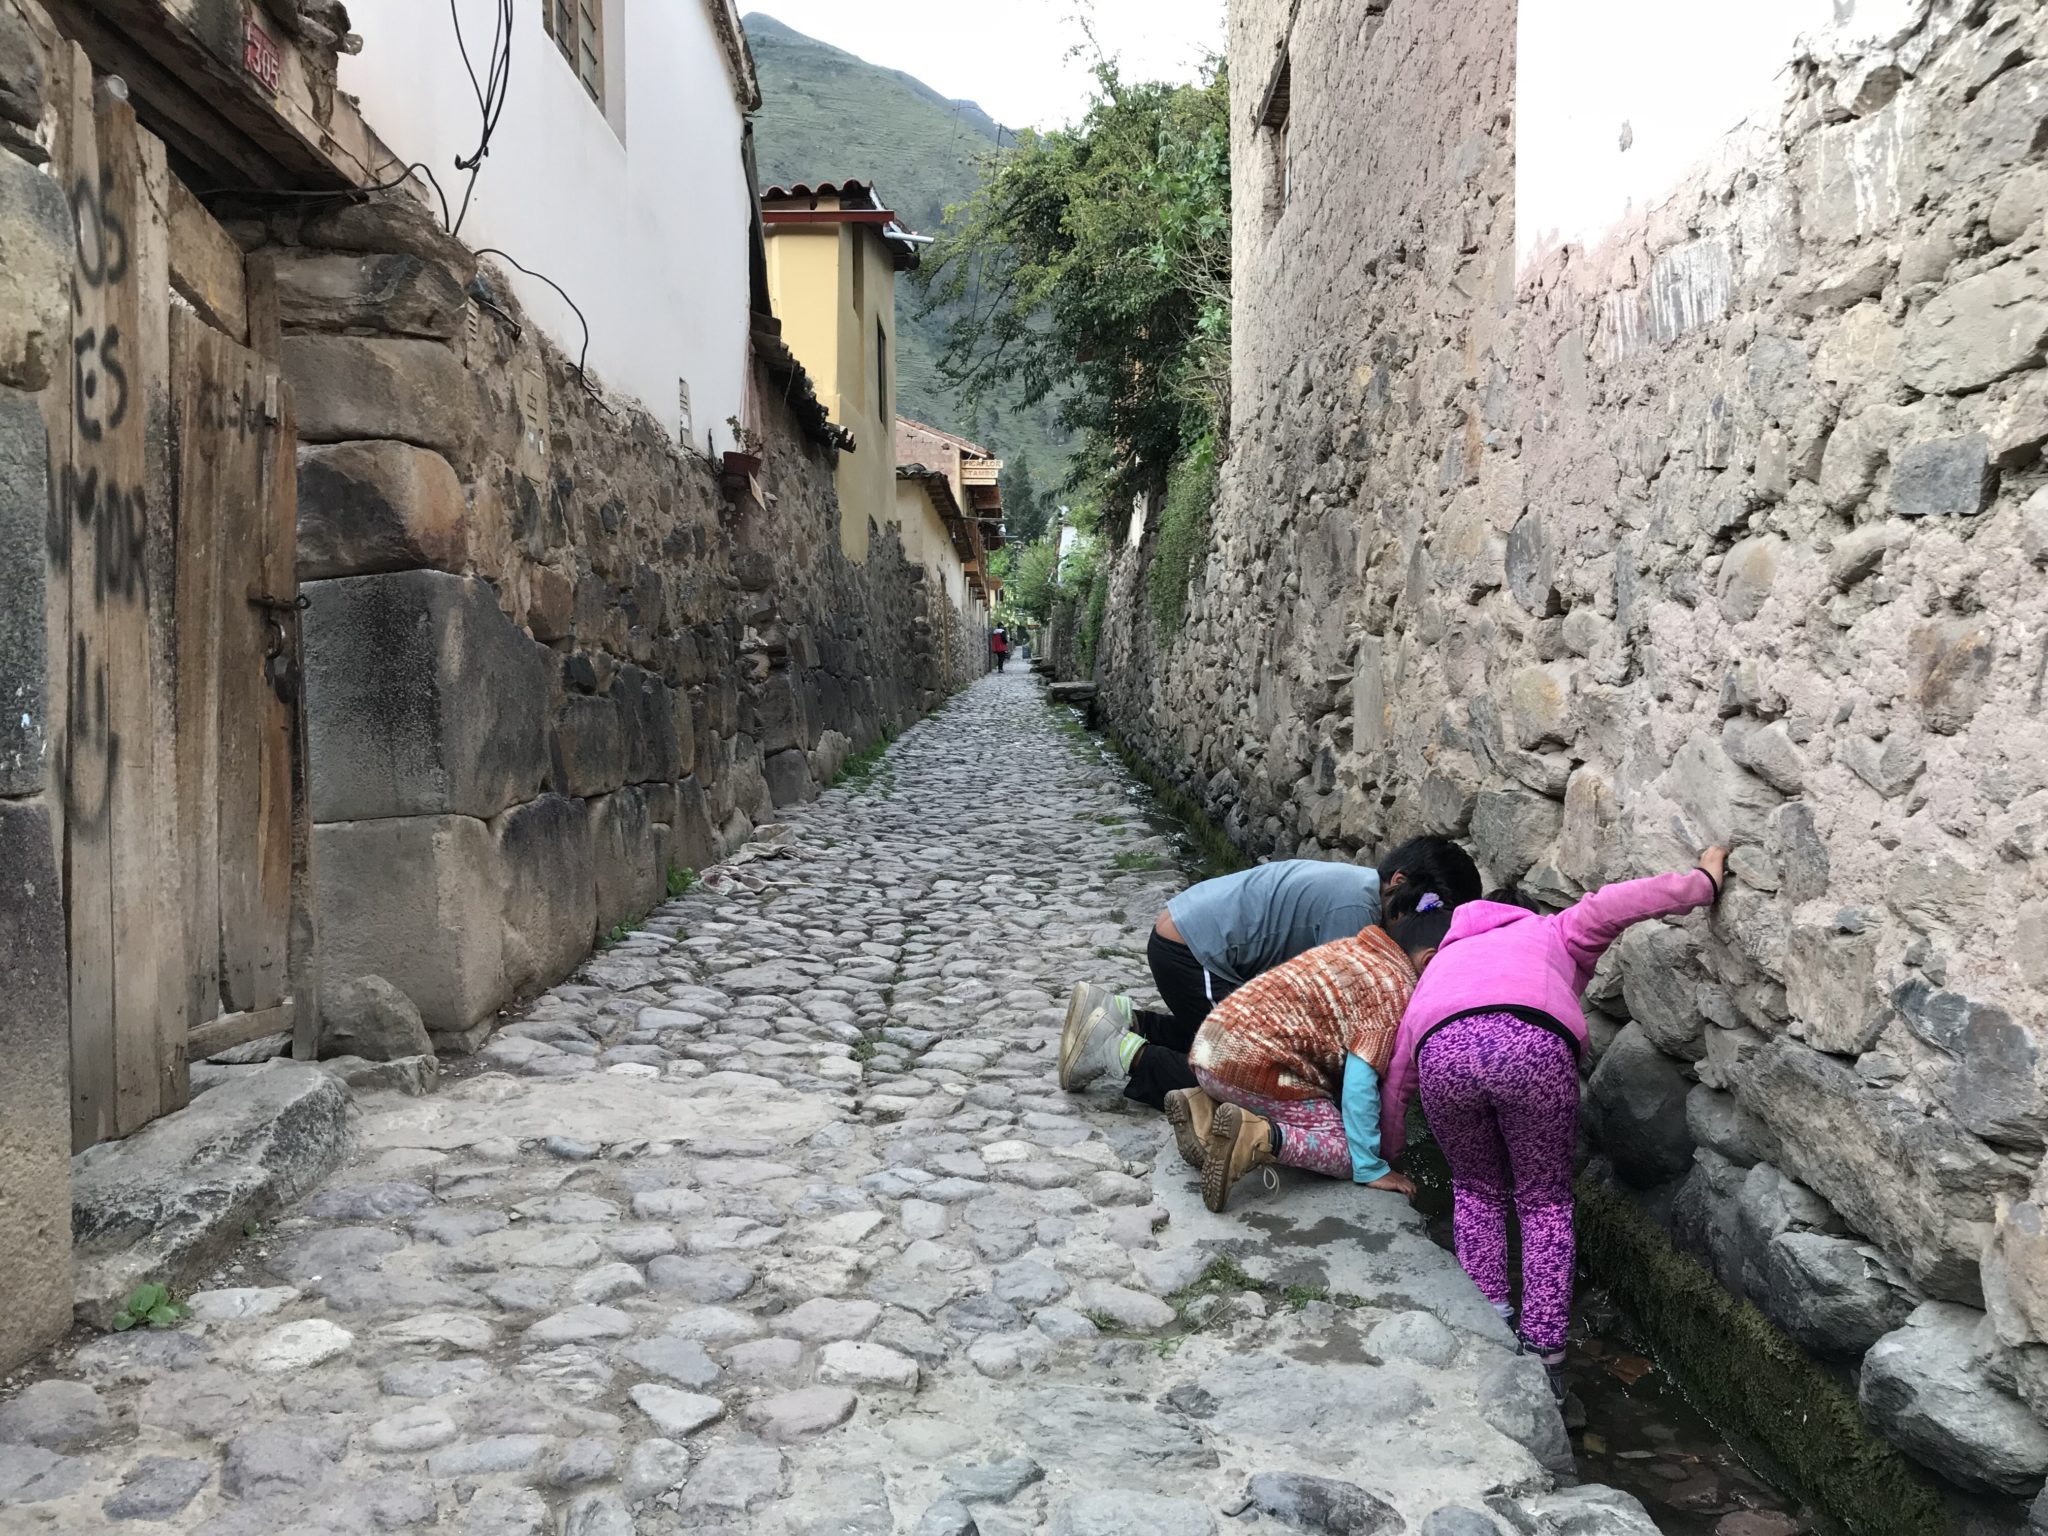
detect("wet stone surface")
[0,675,1640,1533]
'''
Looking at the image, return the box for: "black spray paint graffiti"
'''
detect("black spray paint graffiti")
[70,166,130,443]
[51,166,139,836]
[55,632,120,834]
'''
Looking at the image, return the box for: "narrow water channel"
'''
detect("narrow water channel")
[1081,716,1819,1536]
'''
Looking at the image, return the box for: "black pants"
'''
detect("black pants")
[1124,929,1238,1110]
[994,652,1007,670]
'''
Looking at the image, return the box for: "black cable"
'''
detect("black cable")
[472,246,613,415]
[449,0,514,237]
[200,6,615,422]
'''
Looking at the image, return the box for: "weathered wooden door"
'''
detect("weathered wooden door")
[46,50,313,1150]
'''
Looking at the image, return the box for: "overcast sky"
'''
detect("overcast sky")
[744,1,1226,131]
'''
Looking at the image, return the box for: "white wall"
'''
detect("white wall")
[341,0,752,449]
[1514,0,1926,274]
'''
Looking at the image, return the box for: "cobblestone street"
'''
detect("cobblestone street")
[1,673,1592,1535]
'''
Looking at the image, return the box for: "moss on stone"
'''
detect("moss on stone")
[1575,1175,1947,1536]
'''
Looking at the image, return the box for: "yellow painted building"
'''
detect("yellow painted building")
[760,179,924,561]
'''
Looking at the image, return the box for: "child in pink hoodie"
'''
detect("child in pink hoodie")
[1379,848,1727,1390]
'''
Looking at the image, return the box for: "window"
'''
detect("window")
[544,0,605,109]
[1257,49,1292,231]
[875,319,889,419]
[850,236,866,316]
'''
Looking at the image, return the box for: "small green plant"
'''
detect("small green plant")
[834,730,899,794]
[112,1283,187,1332]
[851,1040,878,1063]
[1282,1284,1328,1312]
[1083,1311,1121,1334]
[598,923,631,950]
[1149,434,1219,637]
[1097,814,1127,827]
[1113,849,1167,873]
[1094,946,1121,960]
[666,866,697,899]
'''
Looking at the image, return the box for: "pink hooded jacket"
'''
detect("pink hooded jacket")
[1379,869,1717,1156]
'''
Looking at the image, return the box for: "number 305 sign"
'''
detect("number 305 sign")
[244,13,283,93]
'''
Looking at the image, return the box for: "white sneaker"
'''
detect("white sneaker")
[1058,982,1131,1090]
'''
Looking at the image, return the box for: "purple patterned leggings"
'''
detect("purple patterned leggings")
[1417,1012,1580,1355]
[1192,1068,1350,1178]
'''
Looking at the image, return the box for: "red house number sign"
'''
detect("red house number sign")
[244,13,283,92]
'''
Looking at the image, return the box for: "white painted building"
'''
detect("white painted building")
[341,0,759,451]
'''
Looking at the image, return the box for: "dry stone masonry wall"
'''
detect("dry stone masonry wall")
[236,198,977,1055]
[1097,0,2048,1500]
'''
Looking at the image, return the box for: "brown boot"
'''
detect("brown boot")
[1163,1088,1216,1168]
[1201,1101,1276,1213]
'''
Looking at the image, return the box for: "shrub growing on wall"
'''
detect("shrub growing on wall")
[1149,435,1218,637]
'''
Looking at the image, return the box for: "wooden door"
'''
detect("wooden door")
[47,48,313,1150]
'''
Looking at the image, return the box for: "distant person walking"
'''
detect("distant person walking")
[991,627,1010,672]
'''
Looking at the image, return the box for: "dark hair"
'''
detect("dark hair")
[1386,908,1454,961]
[1378,835,1481,912]
[1483,886,1545,912]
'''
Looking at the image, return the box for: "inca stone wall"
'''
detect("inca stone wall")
[0,0,74,1375]
[1098,0,2048,1498]
[237,197,976,1055]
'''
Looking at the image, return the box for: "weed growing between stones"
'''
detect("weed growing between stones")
[1282,1284,1328,1312]
[834,730,899,795]
[1043,697,1248,882]
[1576,1177,1947,1536]
[1093,722,1251,884]
[666,866,697,899]
[851,1039,878,1063]
[1112,849,1168,872]
[112,1283,186,1331]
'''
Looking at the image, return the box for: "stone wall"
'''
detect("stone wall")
[243,197,974,1053]
[0,0,74,1374]
[1097,0,2048,1498]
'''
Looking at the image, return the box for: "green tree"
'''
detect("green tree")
[1001,537,1061,625]
[1001,451,1051,544]
[919,57,1230,520]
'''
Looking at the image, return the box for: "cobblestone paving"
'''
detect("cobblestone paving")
[0,673,1632,1536]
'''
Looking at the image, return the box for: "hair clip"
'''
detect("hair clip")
[1417,893,1443,912]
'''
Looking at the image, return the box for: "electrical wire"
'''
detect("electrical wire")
[448,0,514,237]
[473,246,614,416]
[195,2,614,418]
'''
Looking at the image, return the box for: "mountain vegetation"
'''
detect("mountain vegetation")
[744,13,1075,490]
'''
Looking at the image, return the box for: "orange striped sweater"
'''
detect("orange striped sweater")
[1188,925,1416,1103]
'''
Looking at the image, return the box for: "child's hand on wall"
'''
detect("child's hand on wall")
[1698,845,1727,892]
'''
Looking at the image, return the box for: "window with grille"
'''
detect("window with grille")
[543,0,606,110]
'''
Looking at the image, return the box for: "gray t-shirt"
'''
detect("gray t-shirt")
[1166,860,1383,987]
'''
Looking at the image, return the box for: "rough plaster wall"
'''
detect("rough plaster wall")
[1097,0,2048,1488]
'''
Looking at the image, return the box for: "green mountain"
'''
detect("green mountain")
[745,13,1074,492]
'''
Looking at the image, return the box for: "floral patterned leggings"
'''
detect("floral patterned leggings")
[1417,1012,1581,1355]
[1192,1068,1350,1178]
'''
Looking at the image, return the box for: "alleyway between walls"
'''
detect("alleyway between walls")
[0,673,1631,1536]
